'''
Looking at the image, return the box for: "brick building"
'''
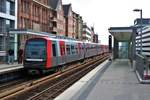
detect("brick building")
[17,0,52,48]
[78,16,83,40]
[63,4,74,38]
[73,12,78,39]
[49,0,65,36]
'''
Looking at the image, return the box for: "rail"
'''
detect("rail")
[0,53,109,100]
[135,53,150,83]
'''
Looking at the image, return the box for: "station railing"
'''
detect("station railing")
[135,54,150,81]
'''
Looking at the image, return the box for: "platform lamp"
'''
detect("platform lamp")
[133,9,143,54]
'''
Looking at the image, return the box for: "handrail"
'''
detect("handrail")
[136,53,144,59]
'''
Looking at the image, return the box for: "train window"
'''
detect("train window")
[75,45,78,54]
[25,40,46,59]
[71,45,75,54]
[82,45,85,50]
[66,45,71,55]
[78,44,81,53]
[52,43,56,57]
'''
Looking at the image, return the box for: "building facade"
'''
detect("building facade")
[91,27,94,42]
[18,0,52,48]
[78,16,83,40]
[0,0,17,63]
[73,12,83,40]
[73,12,78,39]
[82,23,92,42]
[63,4,74,38]
[134,18,150,26]
[49,0,65,36]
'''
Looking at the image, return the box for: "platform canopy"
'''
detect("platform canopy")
[9,29,54,36]
[108,27,134,42]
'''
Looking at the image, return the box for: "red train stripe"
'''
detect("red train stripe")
[46,40,51,69]
[59,40,65,56]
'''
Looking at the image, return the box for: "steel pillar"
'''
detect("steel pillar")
[113,38,119,59]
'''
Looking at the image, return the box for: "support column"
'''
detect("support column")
[14,34,17,61]
[113,38,118,59]
[131,28,137,71]
[132,28,136,60]
[128,42,130,59]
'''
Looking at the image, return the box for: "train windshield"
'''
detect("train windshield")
[25,40,46,60]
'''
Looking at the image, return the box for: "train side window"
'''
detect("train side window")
[66,45,71,55]
[52,44,56,57]
[71,45,74,54]
[78,44,81,53]
[75,45,77,54]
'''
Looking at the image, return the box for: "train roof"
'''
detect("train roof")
[37,36,83,43]
[28,36,100,45]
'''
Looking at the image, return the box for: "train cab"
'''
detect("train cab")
[24,38,47,70]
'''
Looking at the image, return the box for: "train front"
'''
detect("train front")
[23,38,47,73]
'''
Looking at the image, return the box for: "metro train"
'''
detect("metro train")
[23,37,108,73]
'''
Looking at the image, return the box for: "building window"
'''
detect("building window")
[6,1,10,14]
[6,19,10,29]
[0,0,5,13]
[4,0,15,15]
[24,18,29,29]
[0,18,6,33]
[10,1,15,15]
[66,45,71,55]
[23,1,29,14]
[10,20,15,29]
[0,36,4,51]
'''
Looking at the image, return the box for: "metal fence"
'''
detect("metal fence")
[135,54,149,80]
[136,54,145,79]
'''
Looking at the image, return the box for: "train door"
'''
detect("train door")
[51,40,58,67]
[59,40,66,64]
[96,44,99,55]
[66,42,71,62]
[78,43,82,60]
[86,43,89,57]
[78,43,81,54]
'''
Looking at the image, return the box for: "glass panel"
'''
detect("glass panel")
[0,18,6,33]
[0,0,6,13]
[10,1,15,15]
[119,42,128,59]
[10,20,15,29]
[66,45,71,55]
[25,40,46,59]
[52,43,56,57]
[0,36,4,51]
[71,45,75,54]
[6,1,10,14]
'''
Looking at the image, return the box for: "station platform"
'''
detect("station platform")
[0,63,23,74]
[55,59,150,100]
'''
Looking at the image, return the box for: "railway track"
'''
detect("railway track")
[0,60,82,93]
[0,54,109,100]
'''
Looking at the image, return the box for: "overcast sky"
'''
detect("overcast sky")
[62,0,150,45]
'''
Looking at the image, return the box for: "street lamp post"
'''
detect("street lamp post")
[133,9,143,54]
